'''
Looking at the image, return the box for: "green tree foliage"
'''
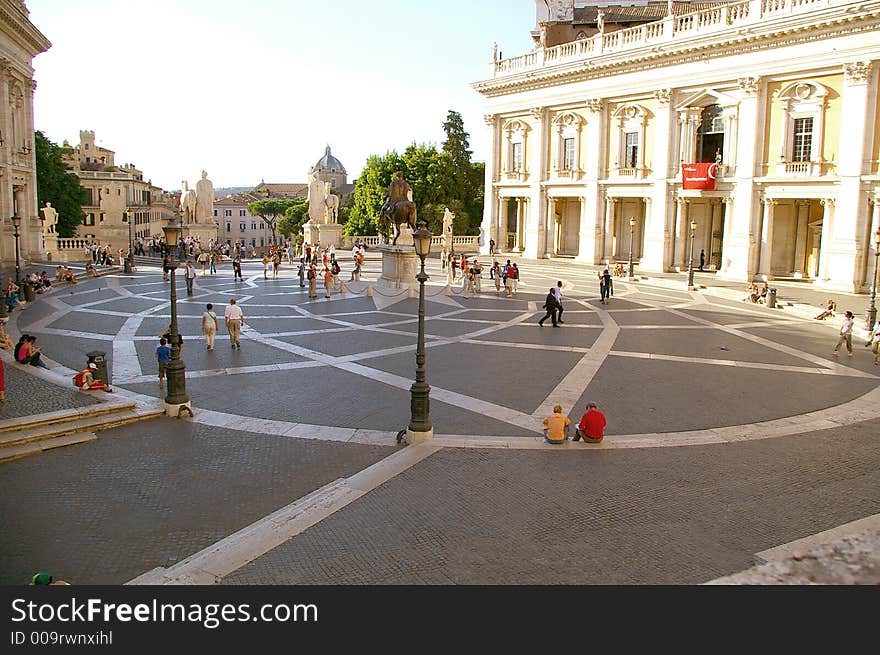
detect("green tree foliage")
[346,110,485,237]
[34,130,88,238]
[276,198,309,238]
[247,198,297,245]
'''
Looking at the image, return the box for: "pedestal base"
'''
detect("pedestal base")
[302,222,344,249]
[184,225,219,247]
[377,244,420,290]
[164,401,194,418]
[405,427,434,444]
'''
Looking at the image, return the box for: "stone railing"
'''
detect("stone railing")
[490,0,836,78]
[341,235,481,252]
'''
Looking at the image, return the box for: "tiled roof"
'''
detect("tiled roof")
[574,2,728,24]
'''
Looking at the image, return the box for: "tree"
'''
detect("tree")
[442,109,483,235]
[247,199,297,245]
[276,198,309,239]
[346,151,404,236]
[34,130,88,237]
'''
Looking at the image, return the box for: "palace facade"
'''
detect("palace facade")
[475,0,880,292]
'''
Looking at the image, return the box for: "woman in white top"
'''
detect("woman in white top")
[871,319,880,366]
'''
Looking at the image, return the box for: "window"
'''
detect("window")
[213,209,218,216]
[251,223,256,231]
[84,213,95,226]
[697,104,725,163]
[226,223,231,232]
[330,178,337,188]
[512,142,523,171]
[239,222,246,232]
[792,117,813,162]
[624,133,639,168]
[239,209,246,216]
[99,213,105,223]
[563,138,576,171]
[225,209,232,217]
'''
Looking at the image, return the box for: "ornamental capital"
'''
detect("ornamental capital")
[653,88,672,105]
[820,197,835,208]
[483,114,496,127]
[844,61,871,85]
[737,76,759,95]
[585,98,603,113]
[528,106,545,120]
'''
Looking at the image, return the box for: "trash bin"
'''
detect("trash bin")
[767,288,778,309]
[22,282,35,303]
[86,351,109,384]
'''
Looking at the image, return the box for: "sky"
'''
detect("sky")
[27,0,537,191]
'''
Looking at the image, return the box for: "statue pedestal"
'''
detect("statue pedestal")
[316,223,343,249]
[302,221,319,247]
[377,244,420,290]
[184,224,219,247]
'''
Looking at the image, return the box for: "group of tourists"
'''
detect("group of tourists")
[542,402,607,445]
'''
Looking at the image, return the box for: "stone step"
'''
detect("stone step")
[0,400,137,435]
[0,432,98,464]
[0,405,163,451]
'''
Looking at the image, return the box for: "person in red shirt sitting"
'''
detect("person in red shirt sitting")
[573,401,606,443]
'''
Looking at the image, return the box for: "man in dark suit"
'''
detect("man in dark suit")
[538,287,560,327]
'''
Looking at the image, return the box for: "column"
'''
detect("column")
[718,76,762,281]
[499,197,509,252]
[758,196,776,278]
[817,198,835,282]
[524,106,548,259]
[602,197,617,265]
[674,198,689,270]
[514,198,524,252]
[866,196,880,292]
[640,197,651,261]
[480,114,499,255]
[576,99,604,264]
[643,88,673,272]
[793,200,809,278]
[709,201,721,270]
[822,62,873,291]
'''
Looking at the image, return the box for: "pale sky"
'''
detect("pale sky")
[27,0,537,191]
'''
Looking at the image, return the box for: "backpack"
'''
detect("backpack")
[332,261,340,274]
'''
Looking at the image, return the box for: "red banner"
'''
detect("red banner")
[681,163,718,190]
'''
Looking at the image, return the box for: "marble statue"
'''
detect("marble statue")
[324,190,340,224]
[41,202,58,235]
[195,170,214,224]
[180,180,198,224]
[597,9,605,33]
[306,170,327,224]
[442,207,454,250]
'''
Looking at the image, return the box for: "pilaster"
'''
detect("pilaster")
[480,114,499,255]
[644,88,673,272]
[524,107,548,259]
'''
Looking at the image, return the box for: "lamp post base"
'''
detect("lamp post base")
[164,400,194,418]
[405,427,434,444]
[626,275,639,282]
[688,285,700,291]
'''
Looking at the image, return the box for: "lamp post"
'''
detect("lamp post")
[126,209,134,273]
[687,219,698,291]
[405,220,433,444]
[627,216,636,280]
[161,217,192,418]
[10,213,21,287]
[867,228,880,330]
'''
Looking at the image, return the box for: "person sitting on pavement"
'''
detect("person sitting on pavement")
[0,317,13,350]
[573,402,607,443]
[4,277,21,311]
[73,362,115,392]
[16,335,48,368]
[815,299,837,320]
[542,404,571,444]
[757,282,769,304]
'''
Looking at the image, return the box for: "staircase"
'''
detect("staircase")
[0,398,164,463]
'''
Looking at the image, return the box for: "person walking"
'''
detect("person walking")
[184,260,196,296]
[512,263,520,295]
[572,402,606,443]
[472,259,483,294]
[832,310,855,357]
[198,251,208,275]
[331,256,340,289]
[699,249,706,272]
[225,298,244,349]
[297,257,306,287]
[273,251,281,279]
[599,268,613,304]
[489,239,496,256]
[538,287,560,327]
[440,248,448,272]
[870,318,880,366]
[323,265,333,299]
[307,263,318,299]
[209,250,218,275]
[553,280,565,324]
[262,254,270,280]
[492,260,502,294]
[232,252,243,281]
[202,303,218,351]
[504,260,515,297]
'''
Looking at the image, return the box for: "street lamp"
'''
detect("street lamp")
[627,217,636,280]
[403,220,433,444]
[867,228,880,329]
[687,219,698,291]
[125,209,134,273]
[161,217,192,418]
[10,213,21,286]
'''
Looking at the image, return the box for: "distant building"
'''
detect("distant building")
[213,193,273,249]
[252,146,354,199]
[60,130,177,246]
[0,0,50,267]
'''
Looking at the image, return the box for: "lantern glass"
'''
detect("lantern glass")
[412,221,432,259]
[10,214,21,229]
[163,220,181,247]
[690,220,697,231]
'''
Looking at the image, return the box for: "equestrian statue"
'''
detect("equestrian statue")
[378,171,417,245]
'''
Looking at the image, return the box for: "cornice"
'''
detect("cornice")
[474,8,880,98]
[0,2,51,58]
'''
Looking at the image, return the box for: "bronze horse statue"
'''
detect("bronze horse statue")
[379,199,418,245]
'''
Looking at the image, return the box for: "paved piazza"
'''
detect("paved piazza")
[2,256,879,584]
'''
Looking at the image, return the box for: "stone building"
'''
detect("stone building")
[213,193,275,249]
[0,0,49,268]
[61,130,176,246]
[476,0,880,293]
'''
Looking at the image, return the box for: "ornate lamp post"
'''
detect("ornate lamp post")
[125,209,134,273]
[627,216,636,280]
[10,213,21,286]
[867,228,880,329]
[161,217,192,418]
[404,220,433,444]
[687,219,698,291]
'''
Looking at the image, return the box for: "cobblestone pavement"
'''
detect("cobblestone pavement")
[224,419,880,584]
[0,419,393,585]
[0,357,99,420]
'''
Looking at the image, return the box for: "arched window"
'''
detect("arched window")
[611,104,648,178]
[697,105,725,163]
[775,80,829,175]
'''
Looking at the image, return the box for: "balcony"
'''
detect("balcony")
[486,0,840,81]
[773,160,831,177]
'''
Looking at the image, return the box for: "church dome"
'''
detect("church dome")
[313,145,346,174]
